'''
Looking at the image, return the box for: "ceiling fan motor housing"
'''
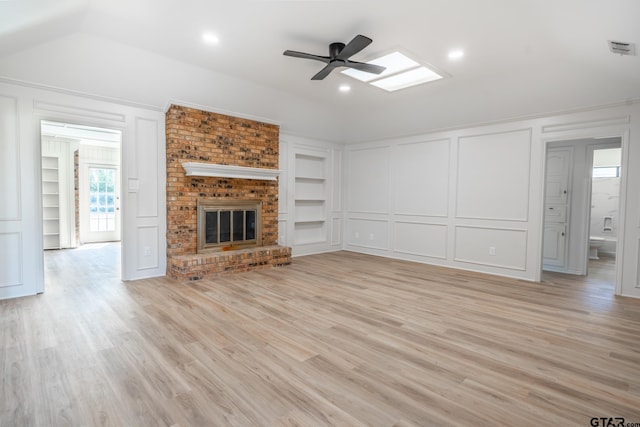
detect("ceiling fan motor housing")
[329,42,346,58]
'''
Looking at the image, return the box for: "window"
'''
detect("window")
[89,167,117,232]
[592,166,620,178]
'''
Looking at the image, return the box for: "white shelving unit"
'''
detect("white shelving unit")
[42,156,61,250]
[293,153,328,246]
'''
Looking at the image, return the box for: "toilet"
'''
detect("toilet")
[589,237,605,260]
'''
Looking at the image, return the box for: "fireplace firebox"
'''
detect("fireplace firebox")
[197,199,262,253]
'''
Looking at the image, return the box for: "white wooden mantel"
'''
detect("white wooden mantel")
[182,162,281,181]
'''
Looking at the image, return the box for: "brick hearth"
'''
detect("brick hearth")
[165,105,291,280]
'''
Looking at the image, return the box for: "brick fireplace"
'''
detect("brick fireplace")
[165,105,291,281]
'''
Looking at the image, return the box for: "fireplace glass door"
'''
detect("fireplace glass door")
[204,210,256,244]
[198,200,261,252]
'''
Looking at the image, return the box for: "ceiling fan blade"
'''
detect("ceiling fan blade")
[283,50,330,63]
[311,63,337,80]
[336,34,372,60]
[344,61,386,75]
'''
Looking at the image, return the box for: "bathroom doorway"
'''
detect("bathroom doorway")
[586,144,621,275]
[542,137,623,293]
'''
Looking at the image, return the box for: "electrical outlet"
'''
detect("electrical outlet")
[489,246,496,256]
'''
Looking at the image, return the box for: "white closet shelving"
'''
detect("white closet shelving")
[42,156,61,250]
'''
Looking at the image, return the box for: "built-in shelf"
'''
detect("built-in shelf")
[182,162,281,181]
[42,156,61,250]
[293,151,329,246]
[295,176,326,182]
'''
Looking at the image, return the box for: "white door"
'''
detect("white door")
[543,148,572,269]
[81,165,121,243]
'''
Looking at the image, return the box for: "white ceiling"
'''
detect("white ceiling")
[1,0,639,142]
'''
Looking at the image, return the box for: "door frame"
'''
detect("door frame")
[37,118,125,289]
[584,141,623,276]
[540,132,628,295]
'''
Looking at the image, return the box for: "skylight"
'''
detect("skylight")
[342,51,443,92]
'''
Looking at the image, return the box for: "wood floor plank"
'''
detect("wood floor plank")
[2,244,640,426]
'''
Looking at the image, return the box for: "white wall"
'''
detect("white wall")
[0,80,166,299]
[345,128,537,280]
[345,103,640,298]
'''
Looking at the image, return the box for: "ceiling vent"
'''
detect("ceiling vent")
[608,40,636,56]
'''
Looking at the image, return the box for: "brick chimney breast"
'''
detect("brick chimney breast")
[165,105,291,280]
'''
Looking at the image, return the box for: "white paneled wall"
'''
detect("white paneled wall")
[345,103,640,298]
[0,95,20,221]
[456,130,531,221]
[394,139,450,217]
[348,146,390,214]
[0,93,35,299]
[346,128,537,280]
[454,226,528,271]
[0,81,166,299]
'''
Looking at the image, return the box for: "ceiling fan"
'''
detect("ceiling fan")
[283,34,386,80]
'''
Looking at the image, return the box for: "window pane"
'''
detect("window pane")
[89,167,117,232]
[233,211,244,241]
[219,211,231,242]
[246,210,256,240]
[593,167,619,178]
[205,211,218,244]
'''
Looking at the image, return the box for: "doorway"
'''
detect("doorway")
[542,137,622,293]
[40,120,122,281]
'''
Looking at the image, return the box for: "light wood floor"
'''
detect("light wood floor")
[2,245,640,426]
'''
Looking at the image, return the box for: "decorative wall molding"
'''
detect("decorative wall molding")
[182,162,281,181]
[455,128,532,222]
[542,116,631,134]
[0,77,163,112]
[393,221,447,259]
[0,232,23,287]
[33,100,127,123]
[453,225,528,271]
[0,95,21,221]
[136,225,159,271]
[135,116,160,218]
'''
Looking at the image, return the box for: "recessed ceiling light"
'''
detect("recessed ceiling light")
[448,50,464,60]
[339,84,351,93]
[202,33,219,44]
[342,51,444,92]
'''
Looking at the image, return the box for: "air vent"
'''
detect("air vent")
[608,40,636,56]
